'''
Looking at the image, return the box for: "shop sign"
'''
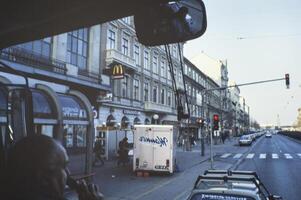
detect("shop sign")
[92,106,98,119]
[123,110,139,115]
[97,93,113,103]
[62,107,87,119]
[112,64,124,79]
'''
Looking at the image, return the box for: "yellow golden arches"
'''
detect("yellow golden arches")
[112,64,124,79]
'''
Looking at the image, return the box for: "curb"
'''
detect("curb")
[280,134,301,145]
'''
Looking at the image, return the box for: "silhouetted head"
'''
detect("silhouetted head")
[6,135,69,200]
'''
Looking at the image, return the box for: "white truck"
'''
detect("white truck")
[133,125,177,174]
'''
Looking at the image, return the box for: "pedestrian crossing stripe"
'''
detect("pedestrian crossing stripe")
[246,154,254,159]
[272,154,279,159]
[221,153,231,158]
[218,153,301,159]
[233,154,243,159]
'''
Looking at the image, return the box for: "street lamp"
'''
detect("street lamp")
[153,114,159,124]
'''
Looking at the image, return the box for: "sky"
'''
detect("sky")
[184,0,301,126]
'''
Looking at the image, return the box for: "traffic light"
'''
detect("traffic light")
[213,114,219,130]
[285,73,290,89]
[198,118,205,128]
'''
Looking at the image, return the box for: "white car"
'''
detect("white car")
[265,133,272,138]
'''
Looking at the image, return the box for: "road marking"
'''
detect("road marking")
[272,154,279,159]
[221,153,231,158]
[297,153,301,158]
[246,153,254,159]
[233,153,243,159]
[284,153,293,159]
[259,154,266,159]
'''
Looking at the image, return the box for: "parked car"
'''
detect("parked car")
[187,170,282,200]
[239,135,253,146]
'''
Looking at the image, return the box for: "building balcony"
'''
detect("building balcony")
[144,101,174,114]
[0,46,66,75]
[112,96,143,108]
[105,49,137,72]
[78,69,102,84]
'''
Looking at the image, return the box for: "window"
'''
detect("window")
[173,68,177,80]
[122,76,128,98]
[167,91,172,106]
[184,64,188,75]
[179,70,182,83]
[192,70,195,80]
[122,37,129,56]
[188,67,191,76]
[144,82,149,101]
[192,87,195,98]
[20,37,52,58]
[144,50,150,70]
[153,53,158,74]
[76,125,87,147]
[67,28,88,69]
[134,45,140,65]
[161,89,165,104]
[172,45,177,58]
[133,79,140,100]
[152,85,158,103]
[167,68,171,80]
[122,17,130,24]
[160,59,166,77]
[107,29,116,49]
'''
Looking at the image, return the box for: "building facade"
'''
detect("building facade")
[0,25,112,174]
[183,58,222,140]
[95,17,184,158]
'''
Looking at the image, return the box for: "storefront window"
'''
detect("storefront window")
[76,125,87,147]
[64,124,87,148]
[64,124,74,148]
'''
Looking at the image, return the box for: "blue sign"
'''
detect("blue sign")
[207,118,210,123]
[139,136,168,147]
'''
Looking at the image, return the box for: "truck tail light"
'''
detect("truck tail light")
[136,158,139,168]
[166,159,170,168]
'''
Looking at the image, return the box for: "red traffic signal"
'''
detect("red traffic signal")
[285,73,290,89]
[213,114,219,130]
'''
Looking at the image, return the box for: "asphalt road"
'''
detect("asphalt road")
[66,135,301,200]
[233,134,301,200]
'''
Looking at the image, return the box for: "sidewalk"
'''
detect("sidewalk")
[65,138,239,199]
[65,137,240,199]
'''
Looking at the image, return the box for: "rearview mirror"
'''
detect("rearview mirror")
[134,0,207,46]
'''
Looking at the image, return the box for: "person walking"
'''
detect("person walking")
[93,137,105,167]
[117,137,129,166]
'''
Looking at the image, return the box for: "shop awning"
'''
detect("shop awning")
[106,114,116,126]
[133,117,141,125]
[58,94,88,121]
[32,90,55,118]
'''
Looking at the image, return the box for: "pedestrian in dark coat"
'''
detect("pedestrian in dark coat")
[117,137,129,166]
[93,138,105,166]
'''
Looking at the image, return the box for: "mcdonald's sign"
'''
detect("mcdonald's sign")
[112,64,124,79]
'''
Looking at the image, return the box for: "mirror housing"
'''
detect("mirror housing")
[134,0,207,46]
[269,195,282,200]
